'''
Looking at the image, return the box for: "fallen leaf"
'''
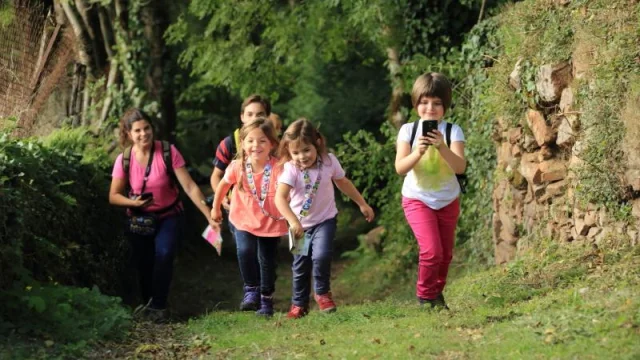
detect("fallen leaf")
[414,333,421,338]
[544,335,555,344]
[44,340,54,347]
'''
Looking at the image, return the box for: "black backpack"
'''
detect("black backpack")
[409,120,468,194]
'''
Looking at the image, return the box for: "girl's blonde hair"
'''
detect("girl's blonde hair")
[235,117,280,192]
[278,118,328,164]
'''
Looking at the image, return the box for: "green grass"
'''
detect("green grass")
[175,241,640,359]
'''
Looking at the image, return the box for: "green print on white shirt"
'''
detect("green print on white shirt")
[413,145,455,191]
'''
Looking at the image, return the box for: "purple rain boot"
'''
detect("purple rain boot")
[240,286,260,311]
[256,295,274,317]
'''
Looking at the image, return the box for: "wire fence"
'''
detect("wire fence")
[0,0,75,136]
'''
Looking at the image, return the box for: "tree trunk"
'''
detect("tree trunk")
[75,0,105,71]
[140,2,177,142]
[81,75,91,126]
[98,62,119,130]
[60,0,93,73]
[97,6,115,59]
[387,45,407,129]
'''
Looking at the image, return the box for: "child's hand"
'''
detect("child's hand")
[416,136,430,155]
[211,206,223,223]
[289,220,304,239]
[360,204,375,222]
[425,130,444,149]
[208,217,221,233]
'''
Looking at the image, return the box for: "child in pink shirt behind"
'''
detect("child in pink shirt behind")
[275,118,375,319]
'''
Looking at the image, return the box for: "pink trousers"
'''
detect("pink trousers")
[402,197,460,300]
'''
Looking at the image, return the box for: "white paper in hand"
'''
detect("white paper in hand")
[202,225,223,255]
[288,227,309,256]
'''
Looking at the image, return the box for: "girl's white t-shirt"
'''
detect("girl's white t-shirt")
[397,120,465,210]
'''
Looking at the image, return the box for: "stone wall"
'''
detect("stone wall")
[492,59,640,264]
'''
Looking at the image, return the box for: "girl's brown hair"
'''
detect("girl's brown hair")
[278,118,328,164]
[411,72,452,114]
[118,108,154,148]
[235,117,280,192]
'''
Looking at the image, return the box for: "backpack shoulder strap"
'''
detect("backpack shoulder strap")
[161,140,172,174]
[446,122,453,148]
[161,140,179,190]
[233,128,241,156]
[409,120,420,147]
[122,146,132,175]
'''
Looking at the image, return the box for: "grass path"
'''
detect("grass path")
[93,241,640,359]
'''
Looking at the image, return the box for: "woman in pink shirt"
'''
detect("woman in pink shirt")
[211,118,287,317]
[275,118,375,319]
[109,108,215,322]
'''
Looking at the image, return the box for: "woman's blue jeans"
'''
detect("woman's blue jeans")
[128,214,182,309]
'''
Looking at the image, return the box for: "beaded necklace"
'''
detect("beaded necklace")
[298,159,323,218]
[245,158,284,220]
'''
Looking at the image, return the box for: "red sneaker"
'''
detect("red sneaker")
[286,304,308,319]
[314,292,337,313]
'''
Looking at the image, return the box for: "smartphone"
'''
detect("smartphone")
[140,192,154,201]
[422,120,439,137]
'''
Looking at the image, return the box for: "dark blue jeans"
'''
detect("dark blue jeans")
[128,214,183,309]
[292,217,337,307]
[234,229,279,296]
[228,220,261,286]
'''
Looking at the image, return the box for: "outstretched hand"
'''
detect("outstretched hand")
[211,206,223,223]
[360,204,375,222]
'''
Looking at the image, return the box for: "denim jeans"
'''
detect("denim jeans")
[292,217,337,307]
[128,214,183,309]
[233,229,279,295]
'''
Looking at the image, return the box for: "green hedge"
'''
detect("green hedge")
[0,129,127,293]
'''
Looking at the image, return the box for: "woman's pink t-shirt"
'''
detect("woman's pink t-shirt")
[224,157,288,237]
[278,153,345,229]
[112,141,185,214]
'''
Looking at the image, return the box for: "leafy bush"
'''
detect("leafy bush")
[0,283,131,343]
[0,130,127,294]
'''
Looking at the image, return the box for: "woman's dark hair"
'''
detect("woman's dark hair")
[118,108,153,148]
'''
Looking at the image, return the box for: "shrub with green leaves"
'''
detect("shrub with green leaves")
[0,130,127,294]
[0,284,131,343]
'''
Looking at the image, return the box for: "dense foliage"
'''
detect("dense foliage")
[0,128,130,344]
